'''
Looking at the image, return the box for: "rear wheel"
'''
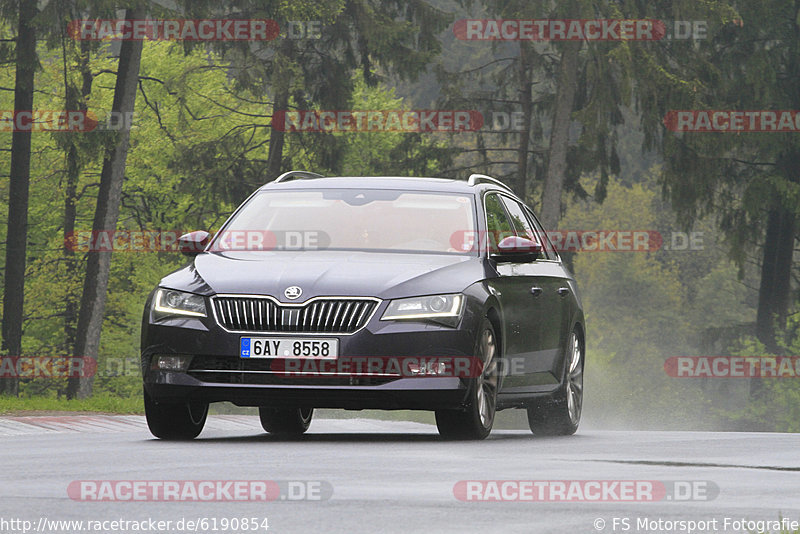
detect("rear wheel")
[436,318,498,440]
[259,407,313,436]
[527,329,583,436]
[144,387,208,440]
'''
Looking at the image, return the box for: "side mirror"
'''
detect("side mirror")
[178,231,211,257]
[491,235,542,263]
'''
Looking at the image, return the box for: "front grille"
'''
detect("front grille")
[211,296,378,334]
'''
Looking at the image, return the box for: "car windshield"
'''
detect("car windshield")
[209,188,476,255]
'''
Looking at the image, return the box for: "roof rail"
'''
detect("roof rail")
[273,170,325,183]
[467,173,514,193]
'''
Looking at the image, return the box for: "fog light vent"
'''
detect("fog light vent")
[151,355,192,371]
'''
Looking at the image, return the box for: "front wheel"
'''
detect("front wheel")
[144,387,208,440]
[436,318,499,440]
[259,407,313,436]
[527,329,583,436]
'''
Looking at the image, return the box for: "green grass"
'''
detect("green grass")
[0,393,144,415]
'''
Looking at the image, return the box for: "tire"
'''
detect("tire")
[435,318,499,440]
[527,328,584,436]
[259,407,313,436]
[144,387,208,440]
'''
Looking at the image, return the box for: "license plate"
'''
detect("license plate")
[240,337,338,359]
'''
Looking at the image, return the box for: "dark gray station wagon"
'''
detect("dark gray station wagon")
[141,172,585,440]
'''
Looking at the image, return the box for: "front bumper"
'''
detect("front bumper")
[145,371,467,410]
[141,303,480,410]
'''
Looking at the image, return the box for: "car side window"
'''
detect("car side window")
[484,193,514,253]
[500,196,537,241]
[523,205,558,261]
[501,196,553,260]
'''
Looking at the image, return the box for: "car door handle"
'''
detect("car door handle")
[530,286,543,297]
[557,287,570,297]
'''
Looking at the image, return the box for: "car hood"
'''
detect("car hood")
[160,250,486,301]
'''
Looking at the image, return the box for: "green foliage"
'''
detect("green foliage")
[0,33,455,405]
[1,3,797,433]
[562,171,758,429]
[720,316,800,431]
[336,77,452,176]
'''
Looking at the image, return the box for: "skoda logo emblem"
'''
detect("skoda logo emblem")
[284,286,302,300]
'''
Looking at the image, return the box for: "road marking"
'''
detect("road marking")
[0,414,438,436]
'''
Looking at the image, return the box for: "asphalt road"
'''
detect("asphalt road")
[0,415,798,534]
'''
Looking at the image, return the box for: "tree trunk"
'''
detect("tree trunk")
[63,40,94,357]
[755,199,796,354]
[266,39,294,178]
[266,83,289,178]
[1,0,38,397]
[67,8,144,399]
[515,41,533,201]
[539,41,580,231]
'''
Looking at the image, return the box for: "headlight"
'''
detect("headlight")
[153,288,207,318]
[381,294,464,327]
